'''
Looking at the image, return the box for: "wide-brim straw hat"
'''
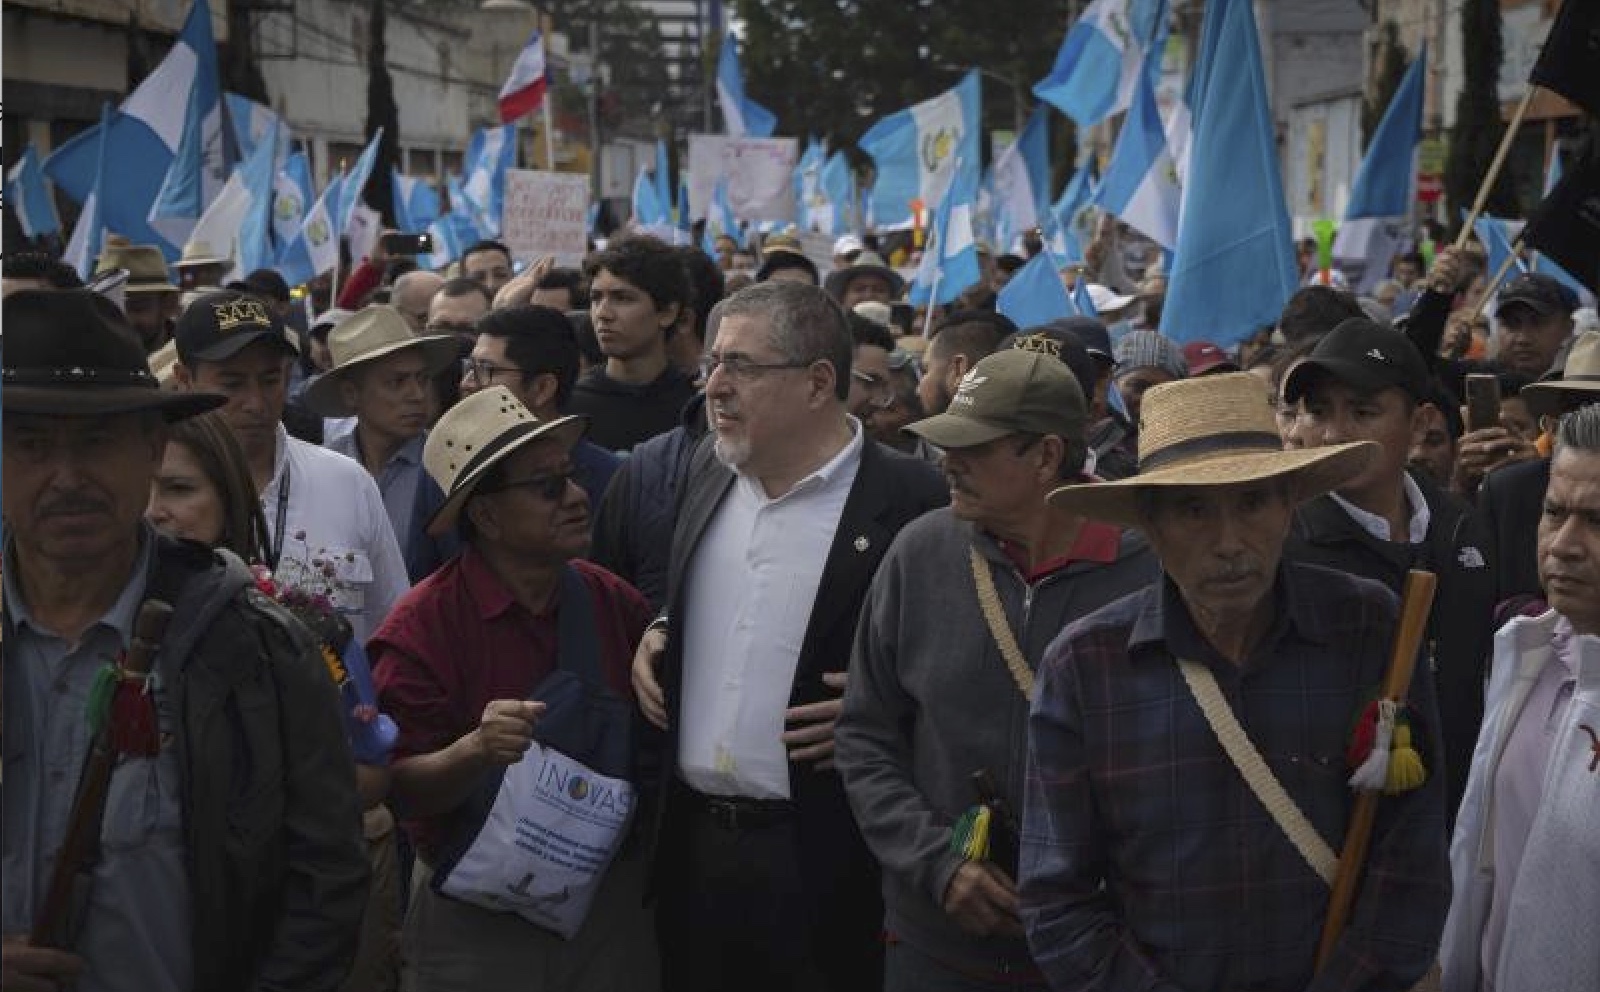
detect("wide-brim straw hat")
[423,385,587,538]
[95,242,178,293]
[1048,372,1377,527]
[824,251,906,300]
[176,238,231,269]
[1522,330,1600,419]
[302,305,461,417]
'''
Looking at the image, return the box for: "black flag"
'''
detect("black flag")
[1524,142,1600,295]
[1530,0,1600,117]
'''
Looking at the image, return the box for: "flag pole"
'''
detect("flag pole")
[921,272,941,338]
[1473,241,1524,320]
[1453,86,1538,249]
[543,96,556,171]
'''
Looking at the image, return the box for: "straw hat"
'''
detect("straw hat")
[422,386,586,538]
[824,250,906,301]
[302,305,461,417]
[1047,372,1377,526]
[175,238,231,270]
[94,243,178,293]
[1522,331,1600,419]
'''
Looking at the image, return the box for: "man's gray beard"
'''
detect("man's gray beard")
[712,433,750,469]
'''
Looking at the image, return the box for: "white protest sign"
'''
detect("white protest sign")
[688,135,798,223]
[501,169,591,265]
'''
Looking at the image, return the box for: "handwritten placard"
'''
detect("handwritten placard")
[501,170,591,264]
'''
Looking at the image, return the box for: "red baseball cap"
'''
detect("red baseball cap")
[1182,340,1239,376]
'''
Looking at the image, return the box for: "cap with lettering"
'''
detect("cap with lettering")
[175,290,299,365]
[906,348,1086,450]
[1281,317,1430,403]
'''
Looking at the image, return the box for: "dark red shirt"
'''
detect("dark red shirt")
[370,547,651,860]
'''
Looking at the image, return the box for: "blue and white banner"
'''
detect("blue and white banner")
[6,146,62,239]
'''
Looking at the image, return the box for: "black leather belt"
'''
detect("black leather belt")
[675,780,795,832]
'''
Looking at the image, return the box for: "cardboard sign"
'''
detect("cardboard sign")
[501,170,591,264]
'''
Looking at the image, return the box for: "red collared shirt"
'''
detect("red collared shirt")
[370,546,651,860]
[996,520,1122,584]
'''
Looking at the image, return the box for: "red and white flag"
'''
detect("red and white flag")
[498,30,549,123]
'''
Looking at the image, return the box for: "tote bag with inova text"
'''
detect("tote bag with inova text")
[431,566,635,938]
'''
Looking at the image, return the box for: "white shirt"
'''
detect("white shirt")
[678,422,865,799]
[260,425,410,643]
[1329,471,1431,544]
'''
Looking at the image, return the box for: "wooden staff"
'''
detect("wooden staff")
[31,600,174,949]
[1315,570,1438,969]
[1473,244,1525,320]
[1454,87,1538,250]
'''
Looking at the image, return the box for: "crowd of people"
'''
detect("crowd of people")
[2,217,1597,992]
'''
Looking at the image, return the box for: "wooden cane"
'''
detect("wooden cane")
[31,600,174,949]
[1453,87,1538,250]
[1314,570,1438,969]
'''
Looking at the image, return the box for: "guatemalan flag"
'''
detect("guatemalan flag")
[498,30,550,124]
[6,146,62,239]
[1034,0,1169,128]
[1094,64,1180,250]
[716,30,777,138]
[859,71,981,228]
[45,0,225,257]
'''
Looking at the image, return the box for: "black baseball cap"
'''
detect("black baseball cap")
[1496,272,1577,320]
[176,289,299,365]
[1281,317,1430,403]
[1002,326,1100,403]
[1046,316,1113,364]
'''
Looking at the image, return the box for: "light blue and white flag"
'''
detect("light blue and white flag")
[1160,0,1297,346]
[991,105,1053,252]
[336,129,384,239]
[392,169,442,232]
[908,158,981,307]
[632,166,670,227]
[6,145,61,239]
[446,173,491,242]
[1070,275,1100,318]
[654,140,673,223]
[63,104,114,280]
[1044,160,1098,261]
[462,125,516,237]
[277,173,343,288]
[1472,213,1525,283]
[1095,66,1180,249]
[272,151,314,249]
[820,151,857,235]
[716,30,777,138]
[1345,46,1427,220]
[234,129,280,274]
[859,71,981,228]
[997,250,1075,328]
[47,0,224,256]
[225,93,292,167]
[795,140,827,231]
[1034,0,1168,127]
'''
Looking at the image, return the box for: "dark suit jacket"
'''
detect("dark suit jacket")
[646,432,947,984]
[1476,457,1548,607]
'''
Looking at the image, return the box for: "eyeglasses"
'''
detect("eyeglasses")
[461,358,525,384]
[698,355,814,382]
[489,470,576,501]
[887,349,922,382]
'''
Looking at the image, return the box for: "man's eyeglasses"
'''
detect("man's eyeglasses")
[887,349,922,383]
[698,355,814,382]
[461,358,525,384]
[488,470,576,501]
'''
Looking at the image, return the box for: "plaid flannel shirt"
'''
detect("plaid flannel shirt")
[1020,561,1450,992]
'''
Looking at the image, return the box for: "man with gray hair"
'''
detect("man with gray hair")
[391,270,445,335]
[1440,402,1600,992]
[632,281,947,991]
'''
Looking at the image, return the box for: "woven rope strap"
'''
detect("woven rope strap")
[1176,658,1338,885]
[970,547,1034,701]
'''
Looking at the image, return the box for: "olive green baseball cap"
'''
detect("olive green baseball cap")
[906,348,1086,449]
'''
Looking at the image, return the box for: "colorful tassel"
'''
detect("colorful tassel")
[950,805,994,862]
[1383,722,1427,794]
[107,673,160,757]
[85,664,119,739]
[1348,699,1397,792]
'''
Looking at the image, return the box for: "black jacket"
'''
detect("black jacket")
[139,536,369,990]
[647,435,947,990]
[567,365,698,452]
[1288,472,1496,822]
[1475,457,1549,607]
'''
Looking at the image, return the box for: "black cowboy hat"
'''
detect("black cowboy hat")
[2,289,226,420]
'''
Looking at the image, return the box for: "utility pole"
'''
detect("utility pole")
[588,10,602,203]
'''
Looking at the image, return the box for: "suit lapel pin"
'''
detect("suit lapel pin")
[853,536,870,553]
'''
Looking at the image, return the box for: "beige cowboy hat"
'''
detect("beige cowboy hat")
[824,250,906,301]
[422,386,586,537]
[1047,372,1377,526]
[175,238,231,270]
[302,305,461,417]
[94,242,178,293]
[1521,330,1600,419]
